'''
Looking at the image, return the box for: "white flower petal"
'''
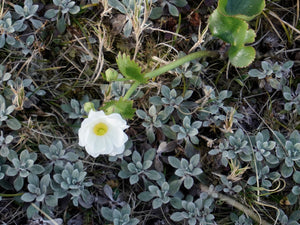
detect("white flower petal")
[78,110,128,157]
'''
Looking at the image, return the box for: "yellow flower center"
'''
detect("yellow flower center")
[93,122,108,136]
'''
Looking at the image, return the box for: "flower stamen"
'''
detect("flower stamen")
[93,122,108,136]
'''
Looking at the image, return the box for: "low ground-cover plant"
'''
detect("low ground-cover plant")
[0,0,299,224]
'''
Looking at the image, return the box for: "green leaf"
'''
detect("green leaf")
[170,212,185,221]
[169,179,183,195]
[6,118,21,130]
[183,176,194,189]
[0,34,5,48]
[129,174,139,184]
[14,176,24,191]
[209,10,248,47]
[152,198,162,209]
[144,170,161,180]
[45,195,58,207]
[107,0,127,14]
[21,193,36,202]
[57,16,66,34]
[219,0,265,21]
[150,7,163,20]
[101,207,114,222]
[281,164,293,178]
[116,53,146,83]
[168,156,181,169]
[138,191,153,202]
[228,46,256,68]
[167,3,179,17]
[293,171,300,184]
[101,98,136,119]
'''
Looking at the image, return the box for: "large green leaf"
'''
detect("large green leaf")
[228,46,256,68]
[101,97,136,119]
[116,53,147,83]
[219,0,265,21]
[209,10,248,47]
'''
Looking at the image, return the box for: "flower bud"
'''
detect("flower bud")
[84,102,95,113]
[104,68,118,81]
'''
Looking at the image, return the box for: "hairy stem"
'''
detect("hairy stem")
[124,51,217,100]
[123,81,141,100]
[144,51,218,79]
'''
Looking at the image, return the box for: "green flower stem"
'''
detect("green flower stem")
[123,51,217,100]
[0,192,24,197]
[144,51,217,80]
[123,81,141,100]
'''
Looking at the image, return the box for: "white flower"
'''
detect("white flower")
[78,110,129,157]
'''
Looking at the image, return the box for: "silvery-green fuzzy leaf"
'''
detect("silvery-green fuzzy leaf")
[150,7,163,19]
[21,192,36,202]
[247,176,256,185]
[101,207,113,222]
[136,109,147,119]
[28,164,44,175]
[232,185,242,193]
[129,174,139,184]
[152,198,162,209]
[161,85,170,98]
[6,35,16,45]
[20,170,30,177]
[146,127,155,143]
[14,5,25,17]
[6,166,18,176]
[108,0,127,14]
[67,2,76,8]
[45,195,58,207]
[190,154,200,167]
[184,176,194,189]
[69,5,80,14]
[168,156,181,168]
[192,168,202,176]
[118,170,131,179]
[170,197,182,209]
[148,185,159,194]
[143,160,152,170]
[293,171,300,184]
[188,217,197,225]
[123,19,132,37]
[287,193,298,205]
[0,34,6,48]
[63,152,78,161]
[138,191,153,202]
[29,4,39,15]
[144,148,156,161]
[167,2,179,17]
[281,163,293,178]
[292,186,300,195]
[30,18,43,29]
[14,175,24,191]
[45,9,59,19]
[171,124,181,133]
[170,212,186,221]
[132,151,141,164]
[266,154,279,165]
[144,170,161,180]
[169,179,183,195]
[57,16,66,33]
